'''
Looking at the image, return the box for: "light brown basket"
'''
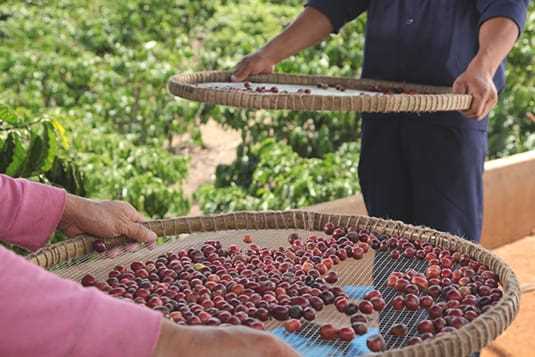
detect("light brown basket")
[28,211,519,356]
[168,71,472,113]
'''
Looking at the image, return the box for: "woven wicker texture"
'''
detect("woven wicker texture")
[28,211,519,357]
[168,71,472,113]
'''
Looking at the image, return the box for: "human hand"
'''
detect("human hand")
[153,319,300,357]
[231,51,276,82]
[452,61,498,120]
[58,194,156,243]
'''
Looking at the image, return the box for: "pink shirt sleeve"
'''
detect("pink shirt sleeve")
[0,174,66,251]
[0,175,162,357]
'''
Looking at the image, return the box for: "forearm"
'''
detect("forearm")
[470,17,519,77]
[260,7,332,64]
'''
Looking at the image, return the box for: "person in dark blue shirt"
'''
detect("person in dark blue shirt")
[232,2,529,353]
[232,0,529,246]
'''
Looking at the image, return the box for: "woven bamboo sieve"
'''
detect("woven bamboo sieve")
[28,211,520,357]
[168,71,472,113]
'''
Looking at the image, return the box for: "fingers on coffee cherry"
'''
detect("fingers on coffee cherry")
[114,201,157,243]
[232,58,254,82]
[231,55,273,82]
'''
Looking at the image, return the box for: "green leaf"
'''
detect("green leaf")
[5,134,27,177]
[0,133,17,173]
[20,131,44,177]
[51,118,69,149]
[0,105,18,125]
[41,122,58,172]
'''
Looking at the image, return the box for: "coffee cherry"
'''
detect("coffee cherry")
[81,274,96,287]
[338,327,355,342]
[284,319,302,332]
[352,247,364,259]
[404,247,416,258]
[302,307,316,321]
[255,308,270,322]
[309,296,324,311]
[391,296,405,311]
[428,304,444,319]
[352,322,368,335]
[370,297,386,312]
[428,285,442,299]
[366,334,385,352]
[320,291,335,304]
[288,305,303,319]
[426,265,441,279]
[411,275,429,290]
[464,310,479,321]
[363,290,382,300]
[389,323,408,337]
[359,300,374,314]
[320,324,338,341]
[323,223,335,235]
[350,313,367,324]
[417,320,434,334]
[420,295,434,309]
[271,305,289,321]
[404,294,420,311]
[404,284,420,295]
[449,316,469,329]
[93,240,107,253]
[243,235,253,244]
[433,317,447,332]
[344,303,359,316]
[325,271,338,284]
[445,287,463,302]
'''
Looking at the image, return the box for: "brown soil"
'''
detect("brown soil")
[172,120,241,215]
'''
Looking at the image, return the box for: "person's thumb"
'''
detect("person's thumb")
[452,78,468,94]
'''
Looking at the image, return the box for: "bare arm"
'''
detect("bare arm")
[453,17,520,119]
[232,7,333,81]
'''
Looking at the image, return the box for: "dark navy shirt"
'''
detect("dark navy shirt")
[307,0,529,129]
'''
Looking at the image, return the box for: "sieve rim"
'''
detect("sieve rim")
[167,71,473,113]
[27,211,520,357]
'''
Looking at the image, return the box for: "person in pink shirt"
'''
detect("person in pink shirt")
[0,174,299,357]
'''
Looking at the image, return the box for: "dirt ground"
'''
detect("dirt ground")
[173,120,241,215]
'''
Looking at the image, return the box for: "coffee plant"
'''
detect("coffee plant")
[195,139,361,213]
[0,105,86,195]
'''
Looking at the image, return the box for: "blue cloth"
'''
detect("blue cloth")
[343,285,374,300]
[272,326,380,356]
[307,0,530,130]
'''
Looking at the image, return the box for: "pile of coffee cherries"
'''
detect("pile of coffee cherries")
[207,82,311,95]
[384,236,502,345]
[83,223,501,353]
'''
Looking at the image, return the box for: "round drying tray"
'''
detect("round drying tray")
[168,71,472,113]
[28,211,518,357]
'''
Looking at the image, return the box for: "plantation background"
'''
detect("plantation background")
[1,1,534,224]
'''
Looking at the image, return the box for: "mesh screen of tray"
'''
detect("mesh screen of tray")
[195,82,385,97]
[51,229,442,356]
